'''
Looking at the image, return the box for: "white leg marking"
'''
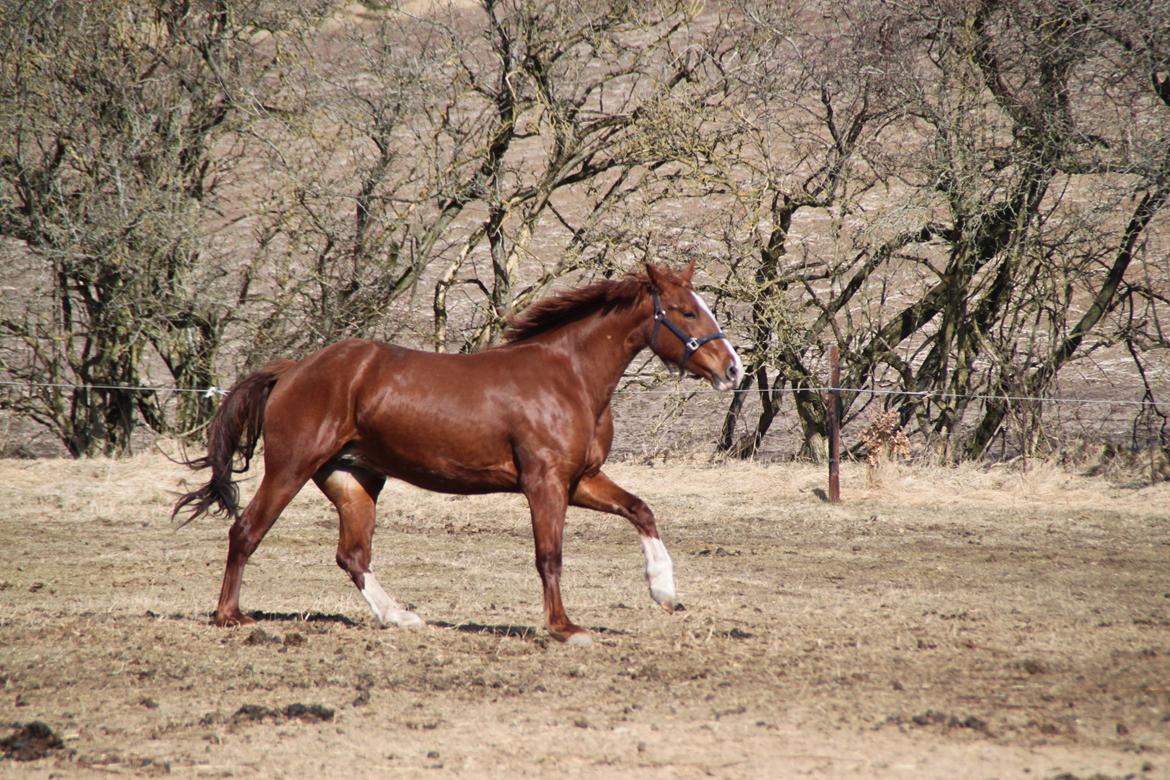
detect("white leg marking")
[639,535,677,608]
[321,470,423,629]
[361,571,423,628]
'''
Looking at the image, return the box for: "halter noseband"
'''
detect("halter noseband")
[649,289,728,378]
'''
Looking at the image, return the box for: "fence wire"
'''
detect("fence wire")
[0,377,1159,408]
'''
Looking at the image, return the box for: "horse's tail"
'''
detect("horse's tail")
[172,359,297,526]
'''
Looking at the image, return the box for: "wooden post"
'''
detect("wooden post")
[826,345,841,503]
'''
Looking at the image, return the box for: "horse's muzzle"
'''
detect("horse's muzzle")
[709,354,743,392]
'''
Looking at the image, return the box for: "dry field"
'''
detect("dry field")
[1,453,1168,778]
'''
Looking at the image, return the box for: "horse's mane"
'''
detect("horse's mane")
[503,272,650,343]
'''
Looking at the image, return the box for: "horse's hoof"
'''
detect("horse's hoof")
[549,624,592,645]
[387,610,424,629]
[213,612,255,628]
[564,632,593,647]
[649,583,679,609]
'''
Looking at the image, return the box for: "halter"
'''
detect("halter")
[649,289,728,378]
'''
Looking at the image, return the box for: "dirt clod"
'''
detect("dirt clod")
[231,703,335,724]
[884,711,991,735]
[1018,658,1050,675]
[282,703,334,723]
[1,721,65,761]
[242,628,281,646]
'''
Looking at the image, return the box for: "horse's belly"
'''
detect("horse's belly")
[387,458,519,495]
[344,437,520,495]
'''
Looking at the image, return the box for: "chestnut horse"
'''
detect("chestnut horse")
[173,263,741,644]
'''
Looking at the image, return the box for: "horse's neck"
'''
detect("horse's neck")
[551,301,651,407]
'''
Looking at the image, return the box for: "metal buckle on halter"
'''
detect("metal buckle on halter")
[685,337,700,351]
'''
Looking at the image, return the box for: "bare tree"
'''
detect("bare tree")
[246,1,726,360]
[685,0,902,458]
[0,0,322,454]
[713,0,1170,461]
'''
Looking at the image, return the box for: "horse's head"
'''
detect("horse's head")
[644,262,743,391]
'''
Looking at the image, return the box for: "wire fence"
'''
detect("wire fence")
[1,375,1166,463]
[0,377,1161,407]
[0,380,228,396]
[611,384,1158,407]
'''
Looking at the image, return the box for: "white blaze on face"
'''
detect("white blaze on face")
[639,535,677,607]
[361,570,423,628]
[690,290,743,387]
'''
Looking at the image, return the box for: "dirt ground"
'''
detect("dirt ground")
[1,453,1168,779]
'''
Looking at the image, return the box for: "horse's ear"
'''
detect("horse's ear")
[681,259,696,284]
[644,262,666,291]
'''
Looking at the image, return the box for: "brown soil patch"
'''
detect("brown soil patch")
[1,454,1168,777]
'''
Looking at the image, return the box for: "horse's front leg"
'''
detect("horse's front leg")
[522,474,591,645]
[571,471,679,611]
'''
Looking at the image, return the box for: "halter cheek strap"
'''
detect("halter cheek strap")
[649,289,728,378]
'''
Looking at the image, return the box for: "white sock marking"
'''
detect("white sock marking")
[639,535,677,607]
[361,570,423,628]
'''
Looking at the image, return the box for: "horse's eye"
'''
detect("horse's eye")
[683,311,698,320]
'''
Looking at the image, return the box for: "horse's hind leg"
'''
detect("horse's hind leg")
[215,467,307,626]
[571,471,678,611]
[313,467,422,628]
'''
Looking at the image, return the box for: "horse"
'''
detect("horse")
[173,262,742,644]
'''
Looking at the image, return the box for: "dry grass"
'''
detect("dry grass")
[1,453,1168,778]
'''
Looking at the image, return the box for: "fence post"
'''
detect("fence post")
[826,345,841,502]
